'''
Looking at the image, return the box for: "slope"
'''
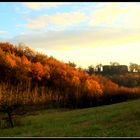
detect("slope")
[0,98,140,137]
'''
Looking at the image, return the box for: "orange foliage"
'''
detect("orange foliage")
[0,42,15,54]
[1,42,140,109]
[21,55,30,66]
[71,76,80,87]
[43,64,50,79]
[5,55,16,68]
[31,62,44,80]
[84,79,103,97]
[103,80,119,95]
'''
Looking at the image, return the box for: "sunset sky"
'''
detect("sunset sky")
[0,2,140,68]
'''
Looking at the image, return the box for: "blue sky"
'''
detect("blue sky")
[1,2,140,68]
[0,2,94,37]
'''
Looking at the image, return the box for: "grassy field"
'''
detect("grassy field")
[1,99,140,137]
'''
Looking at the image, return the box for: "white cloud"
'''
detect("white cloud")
[23,2,71,10]
[2,2,140,68]
[25,2,140,31]
[27,11,87,30]
[89,3,129,27]
[89,2,140,29]
[2,26,140,68]
[0,31,7,35]
[9,27,140,51]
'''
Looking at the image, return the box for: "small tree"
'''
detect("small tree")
[87,65,95,75]
[68,61,77,68]
[0,83,23,128]
[96,63,102,72]
[129,63,138,72]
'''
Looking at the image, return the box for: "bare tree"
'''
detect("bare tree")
[110,62,120,66]
[0,83,23,128]
[129,63,138,72]
[96,63,102,72]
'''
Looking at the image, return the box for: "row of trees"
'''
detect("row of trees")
[0,43,104,107]
[84,62,140,87]
[86,62,140,75]
[108,73,140,88]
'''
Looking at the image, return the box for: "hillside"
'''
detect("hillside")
[0,42,140,110]
[1,42,140,130]
[0,98,140,137]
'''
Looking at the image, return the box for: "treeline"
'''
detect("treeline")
[85,62,140,75]
[0,42,140,112]
[107,73,140,88]
[85,62,140,87]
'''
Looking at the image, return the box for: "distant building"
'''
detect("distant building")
[103,65,128,74]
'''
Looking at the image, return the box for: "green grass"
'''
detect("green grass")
[1,99,140,137]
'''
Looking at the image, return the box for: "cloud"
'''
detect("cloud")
[89,2,140,29]
[2,27,140,68]
[9,27,140,51]
[89,3,129,27]
[26,11,87,30]
[23,2,71,10]
[25,2,140,31]
[2,2,140,68]
[0,31,7,35]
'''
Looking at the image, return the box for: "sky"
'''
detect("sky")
[0,2,140,68]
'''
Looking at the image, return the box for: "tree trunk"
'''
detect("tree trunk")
[7,111,14,128]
